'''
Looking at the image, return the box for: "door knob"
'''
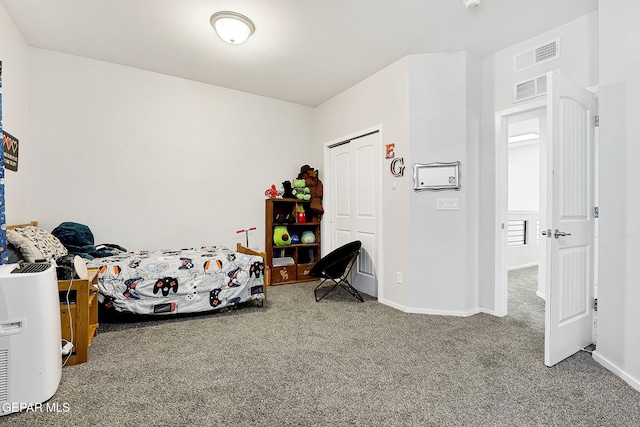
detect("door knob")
[554,229,572,239]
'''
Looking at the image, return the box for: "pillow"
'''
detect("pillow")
[6,226,68,263]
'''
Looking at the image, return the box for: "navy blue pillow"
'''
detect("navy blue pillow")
[7,243,22,264]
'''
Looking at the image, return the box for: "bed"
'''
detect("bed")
[5,222,269,315]
[88,244,268,315]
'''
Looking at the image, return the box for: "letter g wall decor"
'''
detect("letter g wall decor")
[413,161,461,191]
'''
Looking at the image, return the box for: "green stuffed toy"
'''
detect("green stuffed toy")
[274,225,291,246]
[301,231,316,244]
[291,179,311,201]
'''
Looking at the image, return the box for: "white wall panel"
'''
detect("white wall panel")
[25,49,314,251]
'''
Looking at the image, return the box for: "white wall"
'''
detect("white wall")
[315,51,482,315]
[480,12,599,310]
[593,0,640,392]
[406,52,481,315]
[507,141,540,270]
[0,3,30,222]
[24,49,314,252]
[314,57,410,308]
[508,142,539,211]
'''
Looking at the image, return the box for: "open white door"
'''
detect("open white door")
[329,132,379,297]
[544,72,596,366]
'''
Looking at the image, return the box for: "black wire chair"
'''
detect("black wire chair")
[310,240,363,302]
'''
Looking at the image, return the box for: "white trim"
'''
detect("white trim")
[507,262,539,271]
[495,98,547,317]
[479,307,506,317]
[592,351,640,393]
[536,290,546,300]
[323,124,384,299]
[586,85,600,94]
[508,210,540,215]
[378,298,481,317]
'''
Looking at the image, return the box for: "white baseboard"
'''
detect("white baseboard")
[536,290,546,300]
[507,262,539,271]
[479,306,506,317]
[378,298,481,317]
[592,351,640,393]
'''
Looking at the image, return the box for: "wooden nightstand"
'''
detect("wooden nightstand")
[58,268,99,366]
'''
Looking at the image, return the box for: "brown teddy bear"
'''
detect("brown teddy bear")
[298,165,324,215]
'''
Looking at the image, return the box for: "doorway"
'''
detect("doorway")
[506,111,546,315]
[495,72,598,366]
[494,98,546,317]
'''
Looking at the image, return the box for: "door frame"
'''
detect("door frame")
[322,124,384,296]
[494,89,599,317]
[494,98,547,317]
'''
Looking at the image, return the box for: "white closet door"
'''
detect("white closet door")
[329,132,379,297]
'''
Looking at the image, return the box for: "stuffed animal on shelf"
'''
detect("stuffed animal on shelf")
[301,231,316,244]
[274,225,291,246]
[265,184,281,199]
[296,204,307,223]
[291,179,311,201]
[274,213,296,224]
[298,165,324,214]
[282,180,294,199]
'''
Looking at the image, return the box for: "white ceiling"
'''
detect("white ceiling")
[1,0,597,107]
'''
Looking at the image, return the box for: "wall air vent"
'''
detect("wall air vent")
[514,73,550,103]
[0,349,8,403]
[514,39,560,73]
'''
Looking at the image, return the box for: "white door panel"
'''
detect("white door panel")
[331,143,352,249]
[544,72,595,367]
[329,133,379,297]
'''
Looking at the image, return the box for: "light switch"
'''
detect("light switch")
[436,198,459,210]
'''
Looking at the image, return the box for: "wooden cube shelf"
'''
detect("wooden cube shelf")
[265,199,321,285]
[58,268,99,366]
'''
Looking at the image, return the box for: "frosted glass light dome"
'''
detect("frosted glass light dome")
[210,11,255,45]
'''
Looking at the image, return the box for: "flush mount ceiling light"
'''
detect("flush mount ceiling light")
[210,11,255,45]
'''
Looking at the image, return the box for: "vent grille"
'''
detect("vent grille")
[516,80,536,100]
[514,39,560,72]
[536,40,559,63]
[514,73,549,103]
[0,349,8,403]
[11,262,51,274]
[536,75,547,94]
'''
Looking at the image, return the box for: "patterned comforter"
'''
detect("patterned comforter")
[88,246,265,315]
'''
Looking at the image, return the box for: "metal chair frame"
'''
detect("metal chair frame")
[312,242,363,302]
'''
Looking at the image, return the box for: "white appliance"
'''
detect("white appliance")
[0,262,62,416]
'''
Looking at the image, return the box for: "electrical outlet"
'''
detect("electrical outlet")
[396,272,403,284]
[436,198,459,210]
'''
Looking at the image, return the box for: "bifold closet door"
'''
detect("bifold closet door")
[329,132,379,297]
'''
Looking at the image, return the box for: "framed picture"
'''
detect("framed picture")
[413,161,461,191]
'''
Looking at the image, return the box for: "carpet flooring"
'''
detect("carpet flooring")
[2,267,639,426]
